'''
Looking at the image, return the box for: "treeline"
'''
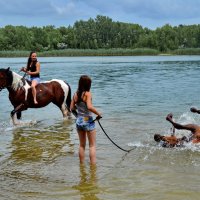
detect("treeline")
[1,15,200,52]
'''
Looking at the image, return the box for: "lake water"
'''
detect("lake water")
[0,56,200,200]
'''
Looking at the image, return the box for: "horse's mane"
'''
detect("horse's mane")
[11,71,27,90]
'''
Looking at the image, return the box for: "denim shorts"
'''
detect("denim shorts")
[76,116,95,131]
[30,77,40,83]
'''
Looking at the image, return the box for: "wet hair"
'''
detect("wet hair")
[26,51,37,69]
[154,134,162,142]
[77,75,92,102]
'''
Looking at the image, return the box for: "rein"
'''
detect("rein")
[22,72,28,79]
[18,68,28,80]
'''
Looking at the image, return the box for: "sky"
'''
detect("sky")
[0,0,200,30]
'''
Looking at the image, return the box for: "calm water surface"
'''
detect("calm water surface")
[0,56,200,200]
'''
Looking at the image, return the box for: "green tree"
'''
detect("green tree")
[30,27,49,51]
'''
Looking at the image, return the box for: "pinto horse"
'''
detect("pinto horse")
[0,67,71,125]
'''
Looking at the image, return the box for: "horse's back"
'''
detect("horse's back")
[40,79,69,91]
[39,79,70,102]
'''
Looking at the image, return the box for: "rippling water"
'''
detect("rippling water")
[0,56,200,200]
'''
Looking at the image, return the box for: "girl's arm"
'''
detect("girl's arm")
[70,93,76,111]
[86,92,101,116]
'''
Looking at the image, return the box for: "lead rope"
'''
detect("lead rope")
[95,118,135,153]
[71,110,135,153]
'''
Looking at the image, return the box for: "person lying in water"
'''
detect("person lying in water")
[154,133,188,147]
[154,132,200,147]
[154,108,200,147]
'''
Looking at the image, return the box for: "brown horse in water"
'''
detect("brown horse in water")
[0,67,71,125]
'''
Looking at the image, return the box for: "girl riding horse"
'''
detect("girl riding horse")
[0,67,71,125]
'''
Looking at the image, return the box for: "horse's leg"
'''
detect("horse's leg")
[51,80,71,119]
[11,103,26,125]
[16,111,22,120]
[11,113,18,126]
[11,110,20,126]
[60,103,69,118]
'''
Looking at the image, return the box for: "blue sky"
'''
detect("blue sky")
[0,0,200,29]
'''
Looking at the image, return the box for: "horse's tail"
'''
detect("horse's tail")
[65,82,71,112]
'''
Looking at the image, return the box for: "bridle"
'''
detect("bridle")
[0,78,6,91]
[0,84,11,91]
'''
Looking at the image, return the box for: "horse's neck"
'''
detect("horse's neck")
[11,72,30,90]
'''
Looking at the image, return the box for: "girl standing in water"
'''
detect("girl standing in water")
[70,75,102,165]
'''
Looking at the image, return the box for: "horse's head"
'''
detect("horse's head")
[0,67,13,91]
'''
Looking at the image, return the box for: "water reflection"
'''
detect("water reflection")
[73,164,100,200]
[9,120,74,164]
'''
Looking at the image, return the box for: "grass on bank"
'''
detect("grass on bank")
[0,48,200,57]
[0,48,159,57]
[173,48,200,55]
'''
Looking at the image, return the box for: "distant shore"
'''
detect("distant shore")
[0,48,200,57]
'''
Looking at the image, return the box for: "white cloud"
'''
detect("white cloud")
[50,1,75,15]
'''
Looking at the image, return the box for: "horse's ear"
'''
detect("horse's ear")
[6,67,10,72]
